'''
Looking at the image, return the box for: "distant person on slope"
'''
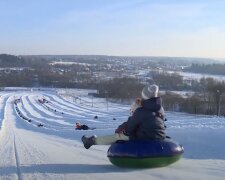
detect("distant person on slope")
[75,122,90,130]
[81,84,166,149]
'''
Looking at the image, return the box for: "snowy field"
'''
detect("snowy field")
[169,70,225,82]
[0,88,225,180]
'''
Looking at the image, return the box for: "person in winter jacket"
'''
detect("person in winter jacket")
[82,84,166,149]
[75,122,90,130]
[115,98,142,134]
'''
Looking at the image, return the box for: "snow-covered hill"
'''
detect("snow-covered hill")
[0,88,225,180]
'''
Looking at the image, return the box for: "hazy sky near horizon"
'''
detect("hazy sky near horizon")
[1,0,225,58]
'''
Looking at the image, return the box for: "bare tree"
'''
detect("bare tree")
[206,81,225,116]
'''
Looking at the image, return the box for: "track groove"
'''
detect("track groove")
[13,135,23,180]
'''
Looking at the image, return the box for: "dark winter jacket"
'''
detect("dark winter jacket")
[124,97,166,140]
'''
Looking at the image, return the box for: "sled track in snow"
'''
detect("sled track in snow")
[13,135,23,180]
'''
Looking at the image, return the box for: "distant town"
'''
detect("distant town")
[1,53,225,116]
[0,54,224,87]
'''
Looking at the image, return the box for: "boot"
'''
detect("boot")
[81,135,96,149]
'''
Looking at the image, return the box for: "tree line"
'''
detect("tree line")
[161,80,225,116]
[185,63,225,76]
[96,76,225,116]
[1,67,225,116]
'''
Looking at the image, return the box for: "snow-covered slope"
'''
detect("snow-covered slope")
[0,89,225,180]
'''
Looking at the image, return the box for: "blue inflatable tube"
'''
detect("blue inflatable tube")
[107,138,184,168]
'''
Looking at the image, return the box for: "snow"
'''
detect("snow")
[0,88,225,180]
[50,61,91,66]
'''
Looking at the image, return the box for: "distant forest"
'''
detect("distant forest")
[0,54,49,67]
[185,63,225,75]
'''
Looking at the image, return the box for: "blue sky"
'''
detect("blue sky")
[0,0,225,58]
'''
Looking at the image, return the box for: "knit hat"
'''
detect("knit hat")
[141,84,159,99]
